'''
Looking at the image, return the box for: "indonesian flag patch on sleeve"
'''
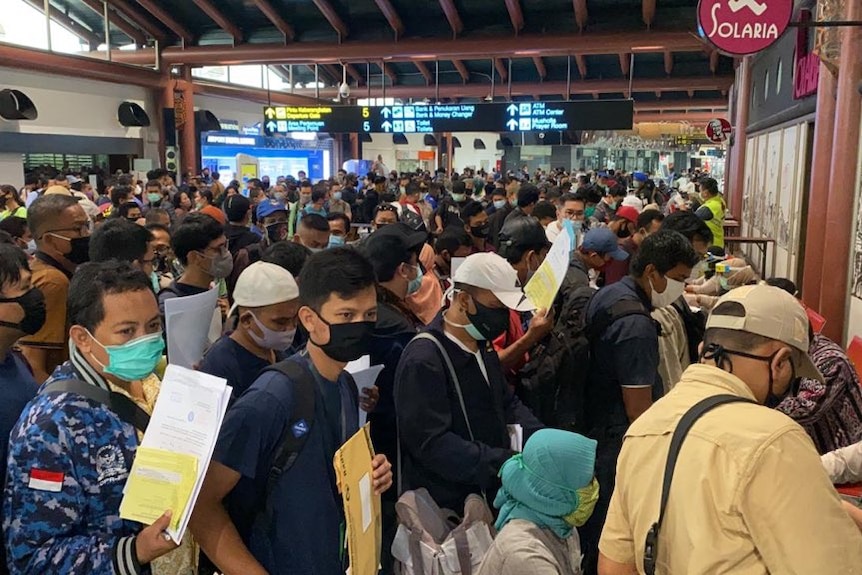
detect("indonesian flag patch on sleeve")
[28,469,65,492]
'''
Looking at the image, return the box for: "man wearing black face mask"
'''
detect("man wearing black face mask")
[395,252,543,514]
[190,248,393,575]
[0,244,44,574]
[598,284,862,575]
[461,200,495,254]
[20,194,91,383]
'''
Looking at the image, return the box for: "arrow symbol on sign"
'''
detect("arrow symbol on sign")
[381,108,391,118]
[382,121,392,132]
[507,104,518,116]
[506,119,518,130]
[265,107,276,119]
[266,121,277,132]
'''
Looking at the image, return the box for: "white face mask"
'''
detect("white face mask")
[247,312,296,351]
[649,275,685,308]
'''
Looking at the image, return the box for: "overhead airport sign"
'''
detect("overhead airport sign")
[698,0,792,56]
[262,100,634,135]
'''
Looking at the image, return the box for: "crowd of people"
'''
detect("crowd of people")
[0,160,860,575]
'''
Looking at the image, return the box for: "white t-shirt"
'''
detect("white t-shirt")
[546,221,563,243]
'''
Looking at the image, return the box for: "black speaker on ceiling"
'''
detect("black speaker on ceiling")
[0,89,37,120]
[163,108,177,146]
[118,101,151,127]
[473,138,486,150]
[423,134,438,146]
[194,109,221,132]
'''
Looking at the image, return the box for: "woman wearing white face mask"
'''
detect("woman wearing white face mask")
[199,262,301,403]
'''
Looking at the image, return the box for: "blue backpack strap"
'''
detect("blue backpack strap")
[40,379,150,433]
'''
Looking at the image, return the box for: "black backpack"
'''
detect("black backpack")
[519,281,651,432]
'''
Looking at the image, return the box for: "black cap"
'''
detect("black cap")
[361,223,427,282]
[224,194,251,223]
[498,215,550,259]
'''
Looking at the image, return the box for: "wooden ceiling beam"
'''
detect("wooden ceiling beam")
[452,59,469,83]
[439,0,464,38]
[664,50,674,75]
[573,0,588,31]
[414,61,432,85]
[134,0,194,42]
[373,0,405,38]
[494,58,508,82]
[381,62,398,85]
[504,0,525,34]
[345,63,364,84]
[619,52,631,76]
[190,0,242,43]
[709,50,720,74]
[78,0,146,46]
[643,0,656,28]
[311,0,349,40]
[250,0,295,42]
[23,0,101,47]
[107,0,167,41]
[575,54,588,78]
[532,56,546,80]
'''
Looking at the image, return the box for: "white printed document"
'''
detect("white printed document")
[164,285,220,369]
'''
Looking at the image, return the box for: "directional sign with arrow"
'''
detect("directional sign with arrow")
[265,107,276,119]
[506,119,518,130]
[381,108,391,118]
[381,121,393,132]
[266,121,277,132]
[507,104,518,116]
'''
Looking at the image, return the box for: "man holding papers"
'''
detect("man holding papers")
[190,248,393,575]
[3,261,180,575]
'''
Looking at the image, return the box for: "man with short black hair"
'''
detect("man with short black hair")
[661,211,713,256]
[599,284,862,575]
[20,194,91,382]
[504,184,540,224]
[224,194,259,256]
[0,244,43,574]
[603,208,664,286]
[293,212,330,252]
[190,248,393,575]
[460,200,494,253]
[546,192,587,242]
[4,260,179,575]
[433,226,472,291]
[261,241,310,278]
[88,218,155,281]
[580,230,699,574]
[327,212,351,248]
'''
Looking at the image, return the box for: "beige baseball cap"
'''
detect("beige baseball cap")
[706,284,823,381]
[452,252,535,312]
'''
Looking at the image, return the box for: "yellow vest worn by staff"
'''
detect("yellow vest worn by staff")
[702,194,725,248]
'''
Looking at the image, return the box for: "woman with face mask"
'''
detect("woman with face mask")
[478,429,599,575]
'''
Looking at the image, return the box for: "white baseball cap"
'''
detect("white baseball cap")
[452,252,535,312]
[228,261,300,317]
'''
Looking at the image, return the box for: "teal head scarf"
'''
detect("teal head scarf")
[494,428,597,538]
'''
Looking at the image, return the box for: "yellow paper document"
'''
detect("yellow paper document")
[120,447,198,531]
[524,224,574,310]
[334,424,382,575]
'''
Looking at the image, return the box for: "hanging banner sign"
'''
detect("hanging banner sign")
[697,0,793,56]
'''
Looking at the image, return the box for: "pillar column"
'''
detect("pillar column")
[0,154,24,188]
[728,57,751,220]
[178,78,196,179]
[349,133,360,159]
[801,63,838,309]
[818,2,862,342]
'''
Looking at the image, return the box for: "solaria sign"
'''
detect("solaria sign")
[698,0,793,56]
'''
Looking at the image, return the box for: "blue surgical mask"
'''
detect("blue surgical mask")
[452,193,466,203]
[510,198,518,207]
[150,271,160,293]
[332,191,342,201]
[493,199,506,210]
[407,265,424,296]
[88,331,165,382]
[328,234,346,248]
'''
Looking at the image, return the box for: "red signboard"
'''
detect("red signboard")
[698,0,793,56]
[793,9,819,99]
[706,118,732,143]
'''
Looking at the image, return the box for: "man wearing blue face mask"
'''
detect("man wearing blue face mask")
[578,230,699,575]
[199,262,300,403]
[4,260,181,575]
[327,212,351,249]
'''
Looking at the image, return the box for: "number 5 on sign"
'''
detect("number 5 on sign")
[362,107,370,118]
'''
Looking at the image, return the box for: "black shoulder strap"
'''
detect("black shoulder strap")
[259,359,317,507]
[586,298,651,340]
[40,379,151,433]
[643,394,756,575]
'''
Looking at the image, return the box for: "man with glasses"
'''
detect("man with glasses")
[372,204,399,231]
[20,194,91,382]
[546,192,588,243]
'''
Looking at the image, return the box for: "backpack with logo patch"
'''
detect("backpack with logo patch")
[519,275,651,433]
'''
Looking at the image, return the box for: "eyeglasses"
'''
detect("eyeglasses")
[45,223,92,237]
[377,205,398,213]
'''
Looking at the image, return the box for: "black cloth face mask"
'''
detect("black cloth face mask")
[700,342,798,407]
[311,311,375,363]
[0,288,46,335]
[467,298,510,341]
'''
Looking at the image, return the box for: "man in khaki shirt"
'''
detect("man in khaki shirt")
[599,284,862,575]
